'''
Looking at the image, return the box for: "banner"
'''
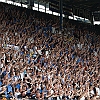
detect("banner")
[63,4,73,16]
[73,6,92,21]
[49,0,59,13]
[94,13,100,21]
[49,0,73,16]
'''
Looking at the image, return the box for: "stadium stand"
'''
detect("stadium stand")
[0,2,100,100]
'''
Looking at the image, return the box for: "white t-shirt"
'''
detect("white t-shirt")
[94,51,97,56]
[15,92,21,98]
[24,45,27,50]
[14,76,20,82]
[52,27,55,33]
[80,96,85,100]
[34,46,37,54]
[20,72,24,81]
[14,46,19,51]
[77,43,83,50]
[90,90,94,95]
[48,74,50,80]
[46,51,49,58]
[96,87,100,96]
[51,89,54,94]
[15,32,18,36]
[30,49,33,53]
[0,63,3,68]
[37,49,42,55]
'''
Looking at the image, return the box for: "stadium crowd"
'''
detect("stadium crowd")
[0,2,100,100]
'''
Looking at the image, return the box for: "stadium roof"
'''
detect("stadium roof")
[11,0,100,12]
[63,0,100,12]
[8,0,100,22]
[48,0,100,12]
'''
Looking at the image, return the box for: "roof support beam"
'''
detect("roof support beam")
[60,0,63,30]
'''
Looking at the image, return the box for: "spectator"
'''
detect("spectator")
[0,2,100,100]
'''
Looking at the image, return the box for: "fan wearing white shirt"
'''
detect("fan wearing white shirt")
[14,88,21,99]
